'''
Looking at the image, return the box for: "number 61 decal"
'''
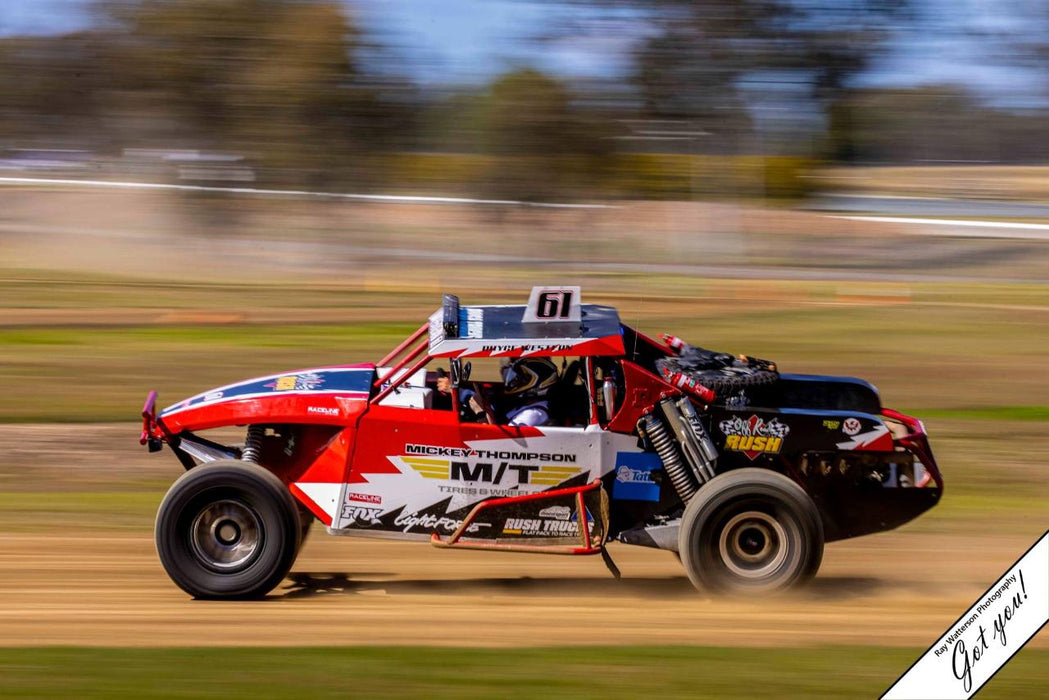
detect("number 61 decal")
[523,286,582,324]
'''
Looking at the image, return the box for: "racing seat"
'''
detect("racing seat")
[548,360,589,426]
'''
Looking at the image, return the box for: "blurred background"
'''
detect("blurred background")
[0,1,1047,698]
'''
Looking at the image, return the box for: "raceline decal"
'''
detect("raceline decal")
[719,415,791,460]
[160,367,371,416]
[346,492,381,505]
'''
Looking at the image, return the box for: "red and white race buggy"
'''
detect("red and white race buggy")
[141,287,943,599]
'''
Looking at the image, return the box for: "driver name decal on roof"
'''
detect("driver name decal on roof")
[719,415,791,460]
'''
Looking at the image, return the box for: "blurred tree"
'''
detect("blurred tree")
[475,69,615,200]
[828,86,1049,164]
[631,1,908,130]
[96,0,410,186]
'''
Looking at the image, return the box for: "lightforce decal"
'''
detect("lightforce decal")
[718,415,791,460]
[393,512,490,534]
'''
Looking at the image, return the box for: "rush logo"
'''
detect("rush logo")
[719,415,791,460]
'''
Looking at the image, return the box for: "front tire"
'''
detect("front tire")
[155,460,301,600]
[678,468,823,594]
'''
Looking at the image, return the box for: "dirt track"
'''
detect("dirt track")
[0,425,1044,648]
[0,529,1044,648]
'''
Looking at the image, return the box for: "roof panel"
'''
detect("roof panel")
[428,304,624,358]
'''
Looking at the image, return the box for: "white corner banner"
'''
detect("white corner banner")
[882,530,1048,699]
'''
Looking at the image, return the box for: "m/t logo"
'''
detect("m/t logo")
[451,461,539,484]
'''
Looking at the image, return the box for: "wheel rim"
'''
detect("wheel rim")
[717,510,788,580]
[189,499,263,572]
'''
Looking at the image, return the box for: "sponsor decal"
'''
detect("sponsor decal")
[612,452,662,502]
[718,415,790,460]
[203,391,224,402]
[538,505,571,521]
[398,444,579,487]
[843,417,862,436]
[480,342,574,354]
[266,372,325,392]
[405,444,577,462]
[403,456,577,486]
[465,307,484,339]
[307,406,339,416]
[836,423,892,451]
[501,517,580,537]
[393,512,489,534]
[339,505,382,524]
[882,531,1048,699]
[346,492,381,505]
[822,419,840,430]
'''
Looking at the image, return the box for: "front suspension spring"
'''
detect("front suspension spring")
[242,425,265,464]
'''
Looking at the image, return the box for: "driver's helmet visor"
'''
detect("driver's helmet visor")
[500,359,532,394]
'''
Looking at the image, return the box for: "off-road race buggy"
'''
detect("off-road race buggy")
[141,286,943,599]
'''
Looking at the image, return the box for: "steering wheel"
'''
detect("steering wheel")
[470,381,498,425]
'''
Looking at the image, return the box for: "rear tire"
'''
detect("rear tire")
[678,468,823,594]
[155,460,301,600]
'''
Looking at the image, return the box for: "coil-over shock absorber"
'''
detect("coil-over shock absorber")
[638,397,719,504]
[241,425,265,463]
[639,410,699,503]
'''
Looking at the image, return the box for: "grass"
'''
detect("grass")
[918,406,1049,422]
[0,645,1045,699]
[2,298,1048,422]
[0,492,161,532]
[0,275,1046,530]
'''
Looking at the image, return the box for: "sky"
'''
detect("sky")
[0,0,1042,104]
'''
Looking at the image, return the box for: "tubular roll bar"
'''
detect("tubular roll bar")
[378,323,428,366]
[373,337,430,390]
[372,346,432,405]
[430,480,606,555]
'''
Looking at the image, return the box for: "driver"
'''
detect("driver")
[499,357,559,426]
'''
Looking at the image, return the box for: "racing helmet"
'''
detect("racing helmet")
[501,357,559,400]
